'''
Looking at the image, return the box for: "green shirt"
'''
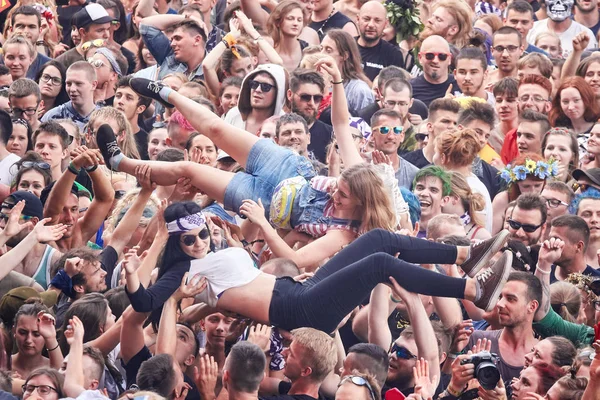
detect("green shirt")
[533,308,594,348]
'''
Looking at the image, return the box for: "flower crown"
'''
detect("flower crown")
[500,158,559,185]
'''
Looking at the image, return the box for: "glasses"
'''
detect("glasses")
[21,161,51,170]
[493,45,520,53]
[420,52,449,61]
[22,384,58,396]
[81,39,106,51]
[181,228,210,246]
[384,100,410,108]
[376,126,403,135]
[519,95,548,103]
[339,376,376,400]
[249,80,275,93]
[415,133,429,141]
[545,198,569,208]
[114,190,127,199]
[507,219,543,233]
[11,107,38,116]
[390,343,418,359]
[40,73,62,86]
[297,93,323,103]
[0,212,33,223]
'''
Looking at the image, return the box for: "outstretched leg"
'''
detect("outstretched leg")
[130,78,259,168]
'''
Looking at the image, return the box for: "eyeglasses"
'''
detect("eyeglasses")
[420,52,449,61]
[415,133,429,141]
[507,219,543,233]
[89,59,107,69]
[339,376,376,400]
[493,45,520,53]
[384,100,410,108]
[21,161,51,170]
[81,39,106,52]
[249,80,275,93]
[22,384,58,396]
[11,107,38,116]
[181,228,210,246]
[114,190,127,199]
[390,343,418,359]
[544,198,569,208]
[297,93,323,103]
[40,73,62,86]
[376,126,403,135]
[519,95,548,103]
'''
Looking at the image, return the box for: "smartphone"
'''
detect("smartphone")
[385,388,406,400]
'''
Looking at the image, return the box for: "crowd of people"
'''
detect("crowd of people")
[0,0,600,399]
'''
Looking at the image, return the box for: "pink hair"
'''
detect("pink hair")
[169,111,195,132]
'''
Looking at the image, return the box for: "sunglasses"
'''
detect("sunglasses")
[420,52,449,61]
[415,133,429,141]
[297,93,323,103]
[81,39,106,51]
[507,219,543,233]
[181,228,210,246]
[21,161,51,170]
[114,190,127,199]
[390,343,417,359]
[376,126,403,135]
[0,212,34,222]
[249,80,275,93]
[339,376,376,400]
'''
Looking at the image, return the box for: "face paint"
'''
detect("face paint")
[546,0,574,21]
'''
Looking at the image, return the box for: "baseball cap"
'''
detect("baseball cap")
[0,287,58,326]
[216,150,234,162]
[73,4,114,29]
[2,191,44,219]
[572,168,600,188]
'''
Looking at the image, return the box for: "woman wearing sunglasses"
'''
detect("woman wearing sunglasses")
[35,61,69,118]
[12,152,53,198]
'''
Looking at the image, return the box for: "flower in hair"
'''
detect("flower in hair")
[500,158,559,185]
[525,159,537,173]
[513,165,528,181]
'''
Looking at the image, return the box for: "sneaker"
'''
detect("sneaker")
[473,251,513,312]
[97,124,121,170]
[130,78,174,109]
[461,230,510,277]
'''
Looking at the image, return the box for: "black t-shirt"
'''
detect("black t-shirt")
[358,99,429,125]
[121,46,136,74]
[309,120,333,163]
[258,381,322,400]
[402,149,430,169]
[358,39,405,82]
[134,128,150,160]
[309,11,355,40]
[410,74,459,107]
[550,264,600,283]
[58,5,85,45]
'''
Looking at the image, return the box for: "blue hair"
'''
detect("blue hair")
[568,187,600,214]
[400,187,421,229]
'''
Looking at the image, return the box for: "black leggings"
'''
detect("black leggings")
[268,229,468,332]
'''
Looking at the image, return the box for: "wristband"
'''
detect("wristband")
[50,269,76,299]
[223,33,236,48]
[47,343,60,352]
[84,164,98,173]
[241,239,250,247]
[447,352,461,359]
[332,80,344,85]
[446,384,464,397]
[68,162,81,175]
[390,294,402,303]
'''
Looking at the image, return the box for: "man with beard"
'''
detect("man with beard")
[487,27,525,87]
[411,35,459,107]
[454,47,492,104]
[287,69,331,163]
[355,1,404,82]
[543,215,600,282]
[465,272,541,383]
[275,113,312,159]
[370,109,419,189]
[422,0,473,48]
[527,0,596,56]
[412,166,452,238]
[574,0,600,37]
[380,79,419,154]
[507,194,547,247]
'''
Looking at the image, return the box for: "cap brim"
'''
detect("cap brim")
[572,169,600,186]
[86,16,114,26]
[39,291,58,308]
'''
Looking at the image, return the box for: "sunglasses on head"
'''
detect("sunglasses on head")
[249,80,275,93]
[297,94,323,103]
[339,376,376,400]
[21,161,51,170]
[181,228,210,246]
[390,343,417,359]
[420,52,449,61]
[377,126,403,135]
[507,219,543,233]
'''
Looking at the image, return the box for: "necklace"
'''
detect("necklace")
[316,9,335,39]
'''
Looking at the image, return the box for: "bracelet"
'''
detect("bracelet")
[68,162,81,175]
[223,33,237,48]
[47,343,60,352]
[222,39,230,48]
[390,294,402,303]
[332,80,344,85]
[84,164,98,173]
[253,35,263,41]
[447,352,461,359]
[446,384,464,397]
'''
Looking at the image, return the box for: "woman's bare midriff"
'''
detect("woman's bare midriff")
[217,273,276,323]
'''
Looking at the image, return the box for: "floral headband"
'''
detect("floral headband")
[500,158,559,185]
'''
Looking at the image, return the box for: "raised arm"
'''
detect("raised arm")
[140,14,185,31]
[367,284,395,349]
[136,0,158,18]
[561,33,589,81]
[314,57,363,168]
[239,0,269,28]
[235,11,283,66]
[37,311,64,370]
[534,238,562,321]
[62,316,86,398]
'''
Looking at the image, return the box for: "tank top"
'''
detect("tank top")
[33,245,57,289]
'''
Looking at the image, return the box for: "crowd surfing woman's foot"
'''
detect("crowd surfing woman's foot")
[97,124,124,171]
[459,230,510,277]
[130,78,175,109]
[471,250,513,311]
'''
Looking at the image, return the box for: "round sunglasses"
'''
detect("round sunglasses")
[181,228,210,246]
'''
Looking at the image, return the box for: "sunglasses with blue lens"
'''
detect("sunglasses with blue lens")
[376,126,403,135]
[390,343,418,359]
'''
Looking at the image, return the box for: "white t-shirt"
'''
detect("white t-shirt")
[527,19,597,57]
[189,247,261,307]
[466,174,493,232]
[0,153,20,187]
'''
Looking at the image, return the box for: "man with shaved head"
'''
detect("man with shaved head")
[411,35,459,107]
[356,1,405,81]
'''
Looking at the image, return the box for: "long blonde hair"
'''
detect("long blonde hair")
[448,172,485,228]
[341,164,395,232]
[550,281,582,323]
[89,107,141,159]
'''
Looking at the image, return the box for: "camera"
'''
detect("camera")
[460,351,500,390]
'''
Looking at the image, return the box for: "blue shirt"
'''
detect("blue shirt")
[41,101,100,130]
[550,264,600,283]
[525,43,549,56]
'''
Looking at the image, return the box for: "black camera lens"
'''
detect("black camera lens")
[476,362,501,390]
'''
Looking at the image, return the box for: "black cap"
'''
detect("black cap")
[40,181,79,207]
[3,191,44,219]
[72,4,114,29]
[572,168,600,188]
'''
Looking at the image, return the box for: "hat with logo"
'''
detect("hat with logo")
[73,4,114,29]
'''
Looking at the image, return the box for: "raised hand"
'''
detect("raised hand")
[64,256,84,277]
[1,200,33,238]
[63,316,85,345]
[193,354,219,400]
[239,199,268,227]
[389,276,418,303]
[37,311,57,340]
[169,177,195,203]
[538,238,565,268]
[314,56,342,83]
[135,165,156,192]
[247,324,272,352]
[32,218,67,243]
[471,338,492,354]
[451,320,474,353]
[234,10,260,39]
[71,147,104,169]
[174,272,207,301]
[573,32,590,53]
[122,246,147,275]
[372,150,392,166]
[413,358,437,400]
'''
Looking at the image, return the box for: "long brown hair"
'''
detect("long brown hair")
[324,29,371,85]
[549,76,600,127]
[267,0,306,48]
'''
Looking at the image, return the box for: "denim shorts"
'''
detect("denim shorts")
[223,139,316,216]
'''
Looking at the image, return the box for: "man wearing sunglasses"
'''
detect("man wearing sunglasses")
[411,35,459,107]
[571,186,600,268]
[507,194,547,247]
